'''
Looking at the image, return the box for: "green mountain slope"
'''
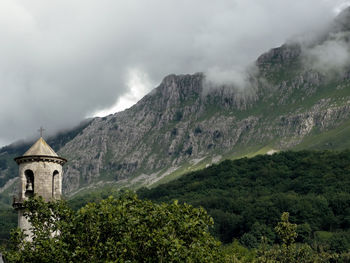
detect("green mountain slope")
[138,150,350,251]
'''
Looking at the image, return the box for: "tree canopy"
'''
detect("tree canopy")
[1,193,222,263]
[138,150,350,251]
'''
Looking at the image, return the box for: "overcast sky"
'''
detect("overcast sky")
[0,0,349,147]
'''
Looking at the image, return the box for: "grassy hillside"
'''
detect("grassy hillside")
[294,119,350,151]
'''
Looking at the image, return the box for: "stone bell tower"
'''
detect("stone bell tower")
[12,136,67,238]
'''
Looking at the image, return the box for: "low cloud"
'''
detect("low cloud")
[205,68,250,89]
[0,0,348,146]
[300,6,350,77]
[303,32,350,74]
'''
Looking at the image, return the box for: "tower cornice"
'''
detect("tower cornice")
[14,155,67,165]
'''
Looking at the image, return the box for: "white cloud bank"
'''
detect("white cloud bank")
[0,0,349,146]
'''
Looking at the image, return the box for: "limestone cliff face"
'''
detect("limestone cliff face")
[59,61,350,193]
[59,72,262,193]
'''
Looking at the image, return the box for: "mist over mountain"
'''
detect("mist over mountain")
[0,7,350,198]
[0,1,347,146]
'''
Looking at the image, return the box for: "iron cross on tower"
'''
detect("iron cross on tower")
[38,126,46,138]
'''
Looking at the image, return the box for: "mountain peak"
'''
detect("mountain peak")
[152,73,204,107]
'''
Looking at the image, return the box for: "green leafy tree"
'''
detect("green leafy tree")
[296,223,312,244]
[221,240,256,263]
[240,233,258,249]
[255,212,349,263]
[275,212,297,247]
[257,212,314,263]
[1,193,223,263]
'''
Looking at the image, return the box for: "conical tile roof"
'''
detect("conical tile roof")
[23,137,58,157]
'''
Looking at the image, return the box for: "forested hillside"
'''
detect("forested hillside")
[138,150,350,252]
[2,150,350,256]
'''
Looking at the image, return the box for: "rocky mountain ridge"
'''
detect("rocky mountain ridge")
[1,8,350,197]
[60,68,350,194]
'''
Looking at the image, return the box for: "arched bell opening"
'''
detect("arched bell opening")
[24,170,34,197]
[52,170,59,198]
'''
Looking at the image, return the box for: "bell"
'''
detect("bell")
[26,182,33,191]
